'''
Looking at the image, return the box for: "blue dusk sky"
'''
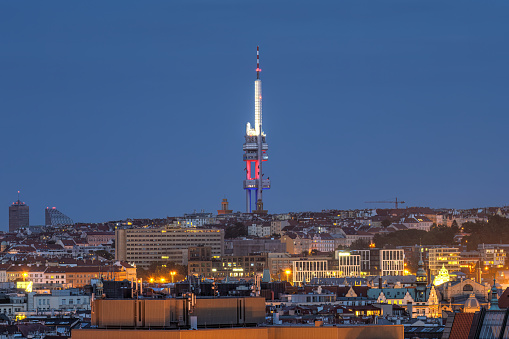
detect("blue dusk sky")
[0,1,508,227]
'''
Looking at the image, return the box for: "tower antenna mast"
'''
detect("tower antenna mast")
[243,46,270,214]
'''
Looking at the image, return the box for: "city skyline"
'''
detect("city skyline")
[1,1,508,227]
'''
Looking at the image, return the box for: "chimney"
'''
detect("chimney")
[407,302,413,318]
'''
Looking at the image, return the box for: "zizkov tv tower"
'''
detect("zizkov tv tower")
[243,46,270,214]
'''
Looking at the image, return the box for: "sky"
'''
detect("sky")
[0,1,508,227]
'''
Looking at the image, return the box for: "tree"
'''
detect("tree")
[310,249,320,256]
[381,219,391,228]
[372,225,459,248]
[225,222,248,239]
[461,215,509,250]
[349,239,371,250]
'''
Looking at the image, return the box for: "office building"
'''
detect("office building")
[336,251,361,277]
[351,248,404,276]
[115,227,224,268]
[428,247,460,276]
[292,259,336,285]
[9,197,29,232]
[45,207,74,226]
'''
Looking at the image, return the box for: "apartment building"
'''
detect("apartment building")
[86,232,115,246]
[115,227,224,268]
[479,245,506,268]
[428,247,460,276]
[267,253,299,278]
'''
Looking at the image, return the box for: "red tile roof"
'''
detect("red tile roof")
[449,312,475,339]
[498,287,509,309]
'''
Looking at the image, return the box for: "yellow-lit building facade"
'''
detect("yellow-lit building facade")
[428,247,460,276]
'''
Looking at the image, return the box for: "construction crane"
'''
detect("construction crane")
[365,197,406,209]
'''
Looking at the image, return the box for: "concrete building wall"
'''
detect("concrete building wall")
[92,297,265,329]
[73,325,404,339]
[115,228,127,261]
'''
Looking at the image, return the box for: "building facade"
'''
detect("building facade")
[115,227,224,268]
[9,200,29,232]
[292,259,336,285]
[45,207,73,226]
[336,252,361,277]
[428,247,460,276]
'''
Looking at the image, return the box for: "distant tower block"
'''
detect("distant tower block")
[243,46,270,213]
[9,191,29,232]
[217,198,233,215]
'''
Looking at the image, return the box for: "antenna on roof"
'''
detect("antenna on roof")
[256,46,261,80]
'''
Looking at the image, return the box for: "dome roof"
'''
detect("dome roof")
[464,293,480,313]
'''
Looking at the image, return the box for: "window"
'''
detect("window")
[464,284,474,292]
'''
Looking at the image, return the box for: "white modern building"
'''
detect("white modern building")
[380,249,405,276]
[336,251,361,277]
[292,259,336,285]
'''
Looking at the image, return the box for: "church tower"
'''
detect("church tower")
[415,250,427,302]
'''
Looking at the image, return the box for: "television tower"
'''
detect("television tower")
[243,46,270,214]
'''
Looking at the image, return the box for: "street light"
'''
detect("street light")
[149,278,154,283]
[160,278,165,283]
[285,270,291,283]
[22,272,28,282]
[171,271,176,283]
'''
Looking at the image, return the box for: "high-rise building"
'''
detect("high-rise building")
[45,207,74,226]
[9,193,29,232]
[243,46,270,214]
[115,226,224,268]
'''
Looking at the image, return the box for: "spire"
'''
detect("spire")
[489,277,500,310]
[416,249,427,286]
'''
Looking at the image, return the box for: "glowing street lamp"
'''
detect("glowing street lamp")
[149,278,154,283]
[171,271,176,283]
[160,278,165,283]
[285,270,291,283]
[22,272,28,282]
